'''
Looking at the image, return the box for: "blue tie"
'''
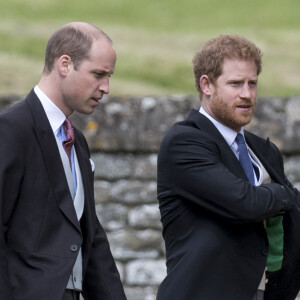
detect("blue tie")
[235,133,255,185]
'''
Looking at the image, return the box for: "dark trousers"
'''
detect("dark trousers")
[62,290,81,300]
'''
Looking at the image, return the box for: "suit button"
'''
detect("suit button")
[282,199,289,205]
[70,244,78,252]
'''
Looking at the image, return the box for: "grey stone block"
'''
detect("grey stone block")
[107,229,162,261]
[128,204,161,229]
[110,180,157,204]
[126,259,166,285]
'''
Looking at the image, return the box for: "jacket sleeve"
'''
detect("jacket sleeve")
[0,117,25,299]
[157,125,295,224]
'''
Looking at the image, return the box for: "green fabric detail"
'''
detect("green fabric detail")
[265,215,284,272]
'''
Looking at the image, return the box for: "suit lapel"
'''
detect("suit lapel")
[245,132,285,185]
[187,109,288,186]
[186,109,249,180]
[186,110,230,149]
[73,130,96,268]
[25,90,81,232]
[74,131,95,226]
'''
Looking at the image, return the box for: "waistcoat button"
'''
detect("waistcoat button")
[70,244,78,252]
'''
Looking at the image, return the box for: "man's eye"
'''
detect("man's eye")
[95,73,103,78]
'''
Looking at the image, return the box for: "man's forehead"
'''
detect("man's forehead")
[220,58,258,75]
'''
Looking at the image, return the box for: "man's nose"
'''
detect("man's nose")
[99,77,109,94]
[239,84,251,99]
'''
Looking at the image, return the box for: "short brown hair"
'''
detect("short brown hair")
[192,34,262,98]
[43,23,112,73]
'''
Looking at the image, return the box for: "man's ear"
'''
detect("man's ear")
[199,75,212,96]
[57,55,72,76]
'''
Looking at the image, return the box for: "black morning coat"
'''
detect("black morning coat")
[0,90,127,300]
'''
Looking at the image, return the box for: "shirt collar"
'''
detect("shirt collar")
[34,85,66,135]
[199,106,244,147]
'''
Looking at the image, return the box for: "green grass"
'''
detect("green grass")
[0,0,300,97]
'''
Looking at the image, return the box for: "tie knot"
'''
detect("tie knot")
[62,118,75,167]
[63,118,75,144]
[235,133,246,148]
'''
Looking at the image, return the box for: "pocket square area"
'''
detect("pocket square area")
[89,158,95,172]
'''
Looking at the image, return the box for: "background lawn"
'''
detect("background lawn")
[0,0,300,97]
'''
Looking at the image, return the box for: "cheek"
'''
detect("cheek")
[221,94,235,107]
[82,78,98,92]
[72,82,89,95]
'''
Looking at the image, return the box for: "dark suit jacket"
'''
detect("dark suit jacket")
[157,109,300,300]
[0,90,126,300]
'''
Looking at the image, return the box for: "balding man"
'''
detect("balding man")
[0,22,126,300]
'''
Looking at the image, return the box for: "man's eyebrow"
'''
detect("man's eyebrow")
[93,68,114,74]
[92,70,110,75]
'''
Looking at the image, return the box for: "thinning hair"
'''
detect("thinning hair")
[43,22,112,73]
[193,34,262,98]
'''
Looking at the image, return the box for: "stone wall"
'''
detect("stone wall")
[2,94,300,299]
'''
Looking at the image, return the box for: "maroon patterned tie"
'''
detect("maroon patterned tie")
[62,118,75,167]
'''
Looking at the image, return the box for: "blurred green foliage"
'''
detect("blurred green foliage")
[0,0,300,96]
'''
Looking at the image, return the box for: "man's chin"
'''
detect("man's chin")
[76,107,96,115]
